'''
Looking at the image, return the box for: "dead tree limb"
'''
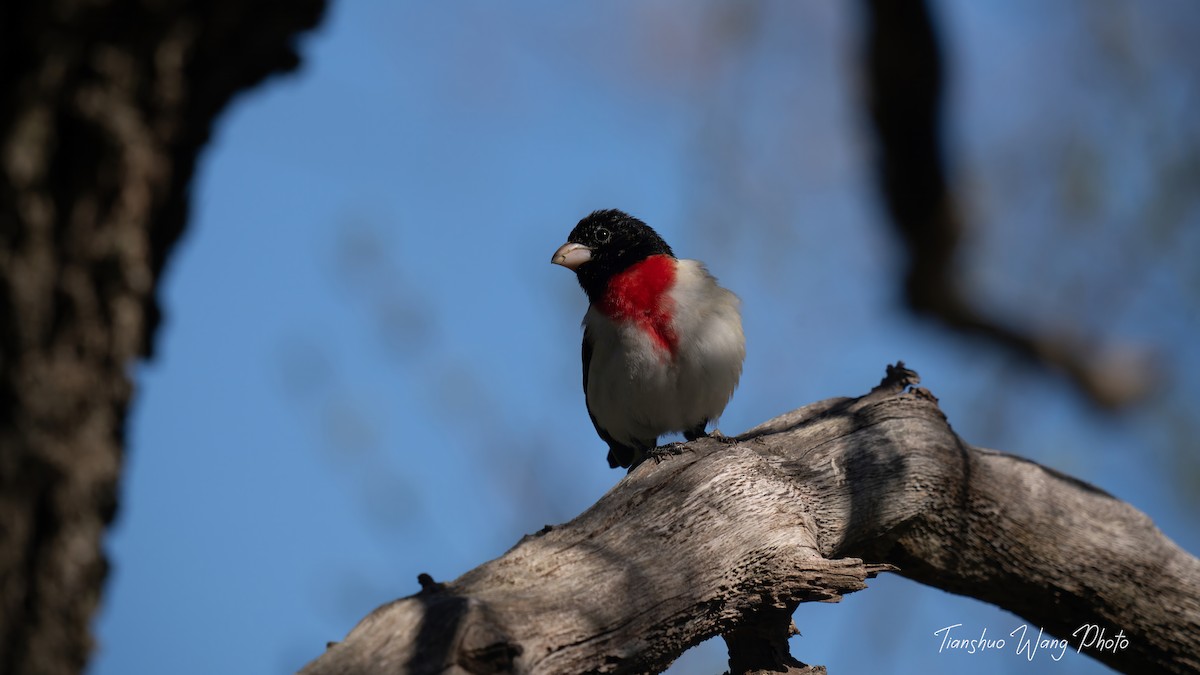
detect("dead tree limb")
[301,364,1200,674]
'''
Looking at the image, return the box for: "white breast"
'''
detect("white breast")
[584,259,744,449]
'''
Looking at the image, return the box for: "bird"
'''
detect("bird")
[551,209,745,470]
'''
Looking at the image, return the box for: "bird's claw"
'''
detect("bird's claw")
[644,442,687,463]
[708,428,739,445]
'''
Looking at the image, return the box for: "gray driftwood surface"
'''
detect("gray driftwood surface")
[300,364,1200,675]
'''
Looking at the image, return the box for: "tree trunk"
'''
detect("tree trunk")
[300,364,1200,675]
[0,2,325,673]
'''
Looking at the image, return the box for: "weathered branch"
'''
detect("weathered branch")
[301,364,1200,674]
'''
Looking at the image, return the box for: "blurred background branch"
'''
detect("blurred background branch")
[862,0,1153,409]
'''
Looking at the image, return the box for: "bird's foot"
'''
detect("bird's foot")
[644,442,687,464]
[708,428,739,445]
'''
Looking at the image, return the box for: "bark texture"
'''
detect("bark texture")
[0,2,325,673]
[301,365,1200,675]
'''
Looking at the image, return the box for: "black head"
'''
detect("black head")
[553,209,674,304]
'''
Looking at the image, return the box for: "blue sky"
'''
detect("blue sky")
[88,2,1198,674]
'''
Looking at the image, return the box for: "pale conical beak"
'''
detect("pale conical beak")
[551,242,592,271]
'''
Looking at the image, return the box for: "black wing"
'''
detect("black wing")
[582,327,633,468]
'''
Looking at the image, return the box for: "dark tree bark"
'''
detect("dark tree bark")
[300,365,1200,675]
[0,2,326,673]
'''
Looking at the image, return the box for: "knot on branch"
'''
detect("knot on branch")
[869,361,939,405]
[417,572,445,594]
[877,361,919,393]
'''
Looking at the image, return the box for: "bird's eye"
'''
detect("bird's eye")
[595,228,611,243]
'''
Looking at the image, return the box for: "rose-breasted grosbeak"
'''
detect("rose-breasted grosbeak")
[552,209,745,469]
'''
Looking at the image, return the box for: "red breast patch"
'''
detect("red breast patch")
[600,254,678,356]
